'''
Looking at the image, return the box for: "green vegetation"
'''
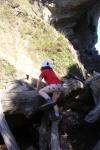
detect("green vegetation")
[0,5,16,22]
[0,59,16,89]
[18,15,74,75]
[0,0,78,87]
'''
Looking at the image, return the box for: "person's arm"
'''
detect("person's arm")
[36,77,42,91]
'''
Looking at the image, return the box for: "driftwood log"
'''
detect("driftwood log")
[1,75,100,150]
[0,79,84,118]
[84,72,100,123]
[0,101,20,150]
[0,79,84,150]
[0,90,39,116]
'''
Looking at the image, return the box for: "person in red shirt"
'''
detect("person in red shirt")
[36,60,64,119]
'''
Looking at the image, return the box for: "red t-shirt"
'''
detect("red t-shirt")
[39,69,61,85]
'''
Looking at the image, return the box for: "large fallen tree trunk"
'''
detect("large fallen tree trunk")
[84,72,100,123]
[0,78,84,117]
[0,79,84,149]
[0,90,40,116]
[0,101,20,150]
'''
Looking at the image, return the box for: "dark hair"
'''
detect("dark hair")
[41,66,52,71]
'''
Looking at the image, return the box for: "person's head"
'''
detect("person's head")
[41,60,52,70]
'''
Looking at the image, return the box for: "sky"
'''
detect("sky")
[95,18,100,54]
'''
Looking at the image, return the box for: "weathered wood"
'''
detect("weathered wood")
[93,140,100,150]
[85,72,100,105]
[0,91,40,116]
[60,133,73,150]
[0,78,96,150]
[0,101,20,150]
[39,115,50,150]
[0,78,84,117]
[51,121,60,150]
[85,73,100,123]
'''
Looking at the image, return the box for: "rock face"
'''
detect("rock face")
[33,0,100,73]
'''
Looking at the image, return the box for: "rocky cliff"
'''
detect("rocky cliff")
[0,0,100,87]
[0,0,88,86]
[32,0,100,73]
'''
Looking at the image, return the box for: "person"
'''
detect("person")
[36,60,64,119]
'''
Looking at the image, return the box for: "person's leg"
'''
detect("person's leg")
[52,91,61,117]
[39,86,52,102]
[39,84,63,111]
[45,84,63,117]
[38,86,55,109]
[39,84,62,101]
[52,91,61,103]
